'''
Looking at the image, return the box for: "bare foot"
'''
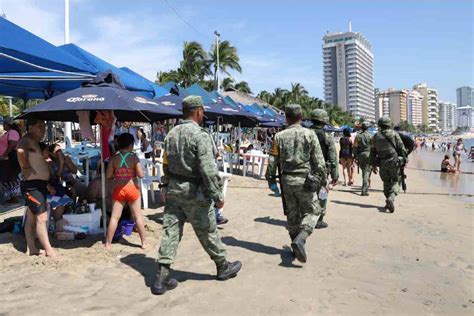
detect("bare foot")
[45,250,59,259]
[29,249,45,256]
[104,243,112,250]
[141,241,151,250]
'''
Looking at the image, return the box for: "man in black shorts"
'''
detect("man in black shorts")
[17,117,57,258]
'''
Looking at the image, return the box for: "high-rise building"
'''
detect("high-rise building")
[413,83,439,131]
[456,86,473,108]
[406,90,423,127]
[438,101,456,133]
[375,89,408,125]
[456,106,473,130]
[323,24,375,120]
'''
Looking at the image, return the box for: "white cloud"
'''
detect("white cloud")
[0,0,182,81]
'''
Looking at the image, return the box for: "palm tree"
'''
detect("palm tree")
[179,41,210,87]
[257,90,273,104]
[234,81,252,94]
[156,70,181,85]
[199,80,216,92]
[221,77,235,91]
[290,82,308,103]
[326,104,354,126]
[209,40,242,89]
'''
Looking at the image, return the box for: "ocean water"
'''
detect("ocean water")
[407,145,473,199]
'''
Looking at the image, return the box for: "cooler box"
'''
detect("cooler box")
[63,210,101,233]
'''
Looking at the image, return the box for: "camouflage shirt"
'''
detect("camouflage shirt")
[354,131,372,155]
[163,120,223,202]
[311,127,338,180]
[370,129,407,162]
[267,124,327,185]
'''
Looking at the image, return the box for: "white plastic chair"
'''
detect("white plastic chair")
[243,150,264,177]
[140,159,160,209]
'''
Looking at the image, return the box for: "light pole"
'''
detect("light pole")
[214,31,220,92]
[63,0,72,147]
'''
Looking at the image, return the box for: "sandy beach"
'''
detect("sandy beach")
[0,156,473,315]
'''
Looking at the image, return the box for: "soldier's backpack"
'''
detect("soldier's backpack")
[397,131,415,155]
[313,128,329,162]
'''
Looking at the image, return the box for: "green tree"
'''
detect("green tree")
[289,82,308,103]
[179,41,210,87]
[209,40,242,89]
[156,70,181,85]
[234,81,252,94]
[220,77,235,91]
[256,90,272,104]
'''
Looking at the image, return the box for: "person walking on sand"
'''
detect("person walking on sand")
[453,138,466,172]
[16,118,57,258]
[309,109,338,229]
[152,96,241,295]
[369,117,407,213]
[339,128,354,186]
[266,104,327,263]
[104,133,149,250]
[354,121,372,196]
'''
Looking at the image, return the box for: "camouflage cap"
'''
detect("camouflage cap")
[378,116,392,127]
[182,95,203,111]
[285,104,302,116]
[3,116,15,126]
[310,109,328,123]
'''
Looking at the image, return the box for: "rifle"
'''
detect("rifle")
[276,162,287,216]
[400,165,407,193]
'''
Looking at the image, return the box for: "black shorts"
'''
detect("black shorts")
[441,168,448,173]
[21,180,49,214]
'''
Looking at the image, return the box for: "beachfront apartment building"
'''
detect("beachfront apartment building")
[456,106,473,130]
[456,86,473,108]
[322,24,375,121]
[375,89,408,125]
[438,101,456,133]
[413,83,439,131]
[407,90,423,127]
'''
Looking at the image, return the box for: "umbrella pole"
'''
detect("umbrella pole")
[100,125,107,238]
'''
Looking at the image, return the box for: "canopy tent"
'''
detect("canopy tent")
[120,67,168,98]
[58,44,158,98]
[184,83,217,104]
[0,18,97,99]
[161,81,189,97]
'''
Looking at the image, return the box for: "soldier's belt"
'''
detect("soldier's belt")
[168,172,201,184]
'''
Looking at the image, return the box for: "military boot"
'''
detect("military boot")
[315,216,328,229]
[361,191,369,196]
[151,264,178,295]
[291,231,308,263]
[385,198,395,213]
[216,260,242,281]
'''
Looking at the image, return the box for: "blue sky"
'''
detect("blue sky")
[1,0,472,102]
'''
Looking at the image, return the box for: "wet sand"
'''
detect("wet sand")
[0,160,473,315]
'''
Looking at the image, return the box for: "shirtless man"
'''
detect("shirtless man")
[16,118,57,258]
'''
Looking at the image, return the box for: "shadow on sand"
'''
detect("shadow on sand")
[222,236,302,268]
[254,216,286,227]
[331,199,386,212]
[120,254,215,287]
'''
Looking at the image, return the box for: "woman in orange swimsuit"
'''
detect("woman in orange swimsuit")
[105,133,148,250]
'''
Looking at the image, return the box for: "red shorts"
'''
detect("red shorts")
[112,183,140,203]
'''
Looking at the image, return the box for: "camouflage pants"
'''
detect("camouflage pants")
[282,179,319,239]
[158,198,227,265]
[379,160,400,201]
[358,152,371,194]
[318,198,327,223]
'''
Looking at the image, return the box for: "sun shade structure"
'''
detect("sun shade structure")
[17,72,181,122]
[120,67,168,98]
[0,18,97,99]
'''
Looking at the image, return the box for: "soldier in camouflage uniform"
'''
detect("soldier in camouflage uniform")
[152,96,241,295]
[310,109,338,229]
[354,121,372,196]
[369,117,407,213]
[266,104,327,263]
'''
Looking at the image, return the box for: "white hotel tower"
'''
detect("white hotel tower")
[323,23,375,121]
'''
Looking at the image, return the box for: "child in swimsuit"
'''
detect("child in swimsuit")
[105,133,148,250]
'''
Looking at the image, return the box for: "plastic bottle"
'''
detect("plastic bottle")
[318,186,328,200]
